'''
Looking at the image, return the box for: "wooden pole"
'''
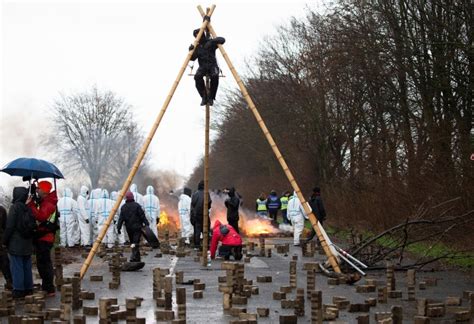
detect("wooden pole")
[79,4,217,280]
[196,5,341,273]
[202,76,211,266]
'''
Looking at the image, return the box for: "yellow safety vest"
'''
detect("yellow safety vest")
[256,199,267,211]
[280,196,288,210]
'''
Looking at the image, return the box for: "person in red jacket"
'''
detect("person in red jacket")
[27,181,58,296]
[210,220,242,260]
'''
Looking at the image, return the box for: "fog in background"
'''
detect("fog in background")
[1,0,312,193]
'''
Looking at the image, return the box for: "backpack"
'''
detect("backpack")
[16,205,37,239]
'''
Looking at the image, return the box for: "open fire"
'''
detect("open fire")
[155,194,290,238]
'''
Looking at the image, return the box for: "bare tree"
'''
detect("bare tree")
[50,86,143,188]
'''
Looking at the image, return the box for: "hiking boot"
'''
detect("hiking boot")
[200,97,207,106]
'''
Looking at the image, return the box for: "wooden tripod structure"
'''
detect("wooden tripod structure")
[79,4,340,279]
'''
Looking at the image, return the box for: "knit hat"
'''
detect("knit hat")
[37,181,52,193]
[125,191,134,201]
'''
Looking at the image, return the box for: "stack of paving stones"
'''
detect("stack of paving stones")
[301,241,315,257]
[219,262,255,319]
[153,267,170,304]
[247,241,255,252]
[305,263,317,300]
[160,229,171,254]
[60,283,73,322]
[109,252,122,289]
[386,261,402,299]
[259,237,265,257]
[153,266,174,321]
[98,297,115,323]
[176,238,187,257]
[310,290,323,324]
[53,246,64,290]
[289,260,297,288]
[276,243,290,254]
[176,287,187,322]
[193,279,205,299]
[0,290,14,317]
[155,276,175,321]
[23,293,45,320]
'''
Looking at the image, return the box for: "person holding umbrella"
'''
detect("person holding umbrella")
[27,181,58,297]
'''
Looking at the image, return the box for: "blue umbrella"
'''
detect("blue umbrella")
[1,157,64,179]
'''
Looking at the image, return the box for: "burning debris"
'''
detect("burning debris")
[156,193,292,238]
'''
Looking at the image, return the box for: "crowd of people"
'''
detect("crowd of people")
[0,177,326,299]
[255,187,327,246]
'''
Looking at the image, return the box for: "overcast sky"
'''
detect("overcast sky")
[1,0,317,190]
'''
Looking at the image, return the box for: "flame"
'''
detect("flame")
[158,209,181,233]
[241,217,280,237]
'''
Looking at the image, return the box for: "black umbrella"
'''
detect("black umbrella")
[1,157,64,179]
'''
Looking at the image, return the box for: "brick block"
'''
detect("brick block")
[256,308,269,317]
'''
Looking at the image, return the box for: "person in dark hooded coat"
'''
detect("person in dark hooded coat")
[190,180,212,249]
[3,187,34,299]
[224,187,240,233]
[189,27,225,106]
[0,205,12,290]
[117,192,149,262]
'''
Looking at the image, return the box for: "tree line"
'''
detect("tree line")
[188,0,472,242]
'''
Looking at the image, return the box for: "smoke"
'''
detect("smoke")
[209,192,286,236]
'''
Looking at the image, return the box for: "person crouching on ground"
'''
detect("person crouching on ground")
[4,187,36,299]
[117,191,149,262]
[210,220,242,261]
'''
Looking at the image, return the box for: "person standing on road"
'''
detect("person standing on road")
[256,193,268,218]
[3,187,35,299]
[0,205,12,290]
[57,188,79,247]
[266,190,281,223]
[280,191,291,224]
[224,187,240,233]
[304,187,327,243]
[178,187,193,245]
[143,185,160,237]
[287,191,307,246]
[190,180,212,249]
[77,186,91,246]
[117,192,149,262]
[27,181,58,297]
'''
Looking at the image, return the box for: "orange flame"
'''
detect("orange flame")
[158,209,181,233]
[240,217,280,237]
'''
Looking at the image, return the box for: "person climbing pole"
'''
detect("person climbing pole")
[189,16,225,106]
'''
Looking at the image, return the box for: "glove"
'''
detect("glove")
[189,44,194,51]
[117,230,121,235]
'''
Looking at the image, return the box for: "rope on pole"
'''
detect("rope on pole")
[196,5,341,273]
[79,4,217,280]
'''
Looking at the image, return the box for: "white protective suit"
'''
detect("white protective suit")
[58,188,79,247]
[143,185,160,237]
[77,185,91,246]
[110,191,126,245]
[88,188,102,243]
[178,193,193,244]
[287,192,307,246]
[97,189,115,248]
[130,183,144,207]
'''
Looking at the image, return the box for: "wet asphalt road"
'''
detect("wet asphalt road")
[7,237,474,323]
